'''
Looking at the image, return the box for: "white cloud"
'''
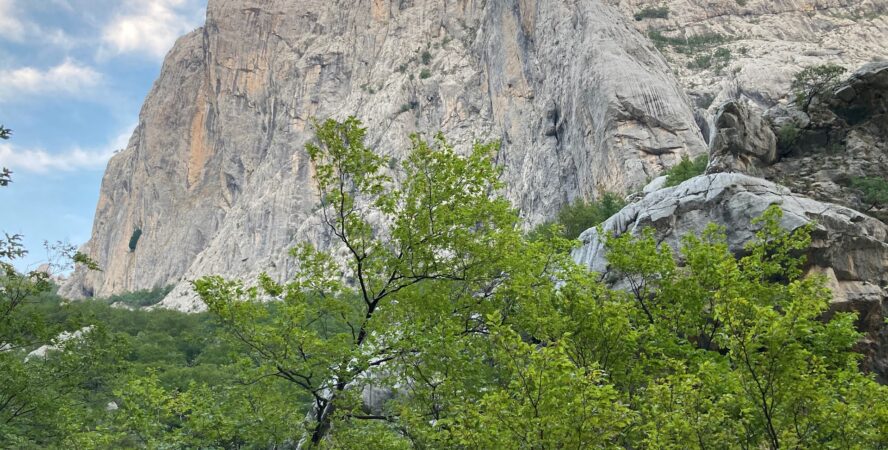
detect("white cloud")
[101,0,203,59]
[0,60,102,101]
[0,0,26,41]
[0,124,133,173]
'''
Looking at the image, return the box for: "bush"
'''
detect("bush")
[634,5,669,20]
[421,50,432,65]
[688,54,712,69]
[398,102,418,114]
[664,154,709,187]
[687,47,731,71]
[850,176,888,210]
[777,123,801,150]
[530,192,627,240]
[649,31,728,54]
[419,68,432,79]
[128,228,142,252]
[106,285,174,308]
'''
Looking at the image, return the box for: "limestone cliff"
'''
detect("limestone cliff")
[614,0,888,113]
[62,0,709,307]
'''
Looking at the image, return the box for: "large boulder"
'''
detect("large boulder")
[705,100,777,175]
[573,173,888,381]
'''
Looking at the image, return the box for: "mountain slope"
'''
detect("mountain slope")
[62,0,708,308]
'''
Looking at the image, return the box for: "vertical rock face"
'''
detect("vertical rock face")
[61,0,706,307]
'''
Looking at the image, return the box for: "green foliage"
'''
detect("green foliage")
[664,154,709,187]
[106,285,173,308]
[0,232,126,446]
[128,228,142,252]
[688,47,732,70]
[530,192,627,241]
[1,125,12,187]
[186,121,888,448]
[195,117,543,446]
[634,5,669,20]
[777,122,801,150]
[688,53,712,69]
[599,206,888,448]
[649,30,728,54]
[419,68,432,79]
[421,50,432,65]
[6,291,303,448]
[398,101,418,114]
[447,324,634,448]
[850,176,888,210]
[13,120,888,448]
[792,63,846,111]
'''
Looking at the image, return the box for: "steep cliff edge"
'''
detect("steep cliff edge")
[62,0,707,306]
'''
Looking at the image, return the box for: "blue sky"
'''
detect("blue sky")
[0,0,207,271]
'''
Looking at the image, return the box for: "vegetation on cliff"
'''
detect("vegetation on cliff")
[2,120,887,449]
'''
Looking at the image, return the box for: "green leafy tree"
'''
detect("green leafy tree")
[792,64,846,112]
[139,119,888,449]
[0,135,116,446]
[600,207,888,449]
[196,118,562,446]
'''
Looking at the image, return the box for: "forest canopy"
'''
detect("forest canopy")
[2,119,887,449]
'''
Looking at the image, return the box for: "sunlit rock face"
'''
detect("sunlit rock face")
[62,0,708,309]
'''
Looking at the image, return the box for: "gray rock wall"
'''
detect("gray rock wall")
[61,0,707,308]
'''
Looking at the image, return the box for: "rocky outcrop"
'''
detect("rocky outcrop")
[62,0,707,308]
[705,100,777,175]
[25,327,94,362]
[614,0,888,111]
[764,62,888,219]
[573,172,888,381]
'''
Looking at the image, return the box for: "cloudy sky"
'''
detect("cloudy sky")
[0,0,207,270]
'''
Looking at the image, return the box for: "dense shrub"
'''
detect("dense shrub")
[530,192,627,240]
[649,31,728,54]
[634,5,669,20]
[128,228,142,252]
[664,154,709,187]
[105,285,174,308]
[777,123,801,150]
[850,176,888,210]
